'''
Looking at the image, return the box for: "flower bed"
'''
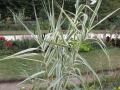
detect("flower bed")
[0,36,13,48]
[0,36,39,55]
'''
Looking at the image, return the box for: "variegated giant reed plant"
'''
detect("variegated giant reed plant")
[1,0,120,90]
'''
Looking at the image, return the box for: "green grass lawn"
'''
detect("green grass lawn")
[81,48,120,71]
[0,55,43,81]
[0,30,49,35]
[0,48,120,81]
[0,30,29,35]
[0,30,112,35]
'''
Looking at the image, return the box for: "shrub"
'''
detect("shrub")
[39,20,51,30]
[13,39,39,49]
[5,41,13,48]
[79,42,94,52]
[105,36,120,48]
[0,36,6,50]
[69,40,94,52]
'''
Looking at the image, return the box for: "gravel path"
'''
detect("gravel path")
[0,82,32,90]
[0,82,20,90]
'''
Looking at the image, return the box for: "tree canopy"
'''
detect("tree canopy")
[0,0,120,29]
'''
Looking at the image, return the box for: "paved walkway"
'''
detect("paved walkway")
[0,82,20,90]
[0,82,32,90]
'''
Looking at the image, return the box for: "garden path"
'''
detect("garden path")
[0,82,20,90]
[0,82,32,90]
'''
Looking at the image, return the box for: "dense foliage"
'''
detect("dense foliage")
[0,0,120,29]
[97,0,120,30]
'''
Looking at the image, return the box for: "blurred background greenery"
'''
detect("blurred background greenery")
[0,0,120,31]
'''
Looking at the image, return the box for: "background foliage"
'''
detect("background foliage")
[0,0,120,30]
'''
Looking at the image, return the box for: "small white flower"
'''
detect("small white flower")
[90,0,97,5]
